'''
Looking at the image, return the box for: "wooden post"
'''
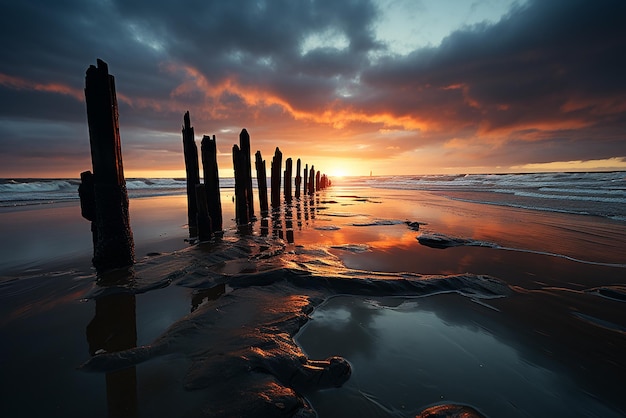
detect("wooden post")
[82,59,134,270]
[294,159,302,199]
[284,157,292,203]
[232,145,249,224]
[78,170,97,251]
[255,151,269,214]
[316,171,321,192]
[195,184,212,241]
[201,135,222,232]
[271,147,282,208]
[308,165,315,195]
[303,164,308,196]
[239,129,254,220]
[182,111,200,237]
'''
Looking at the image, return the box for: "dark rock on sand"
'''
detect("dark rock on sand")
[405,220,423,231]
[418,233,472,249]
[417,233,499,250]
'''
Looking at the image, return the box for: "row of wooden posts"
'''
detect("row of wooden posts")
[79,59,330,271]
[182,111,331,241]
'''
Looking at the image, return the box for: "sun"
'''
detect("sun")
[328,168,348,178]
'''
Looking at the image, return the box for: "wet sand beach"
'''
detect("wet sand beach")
[1,182,625,417]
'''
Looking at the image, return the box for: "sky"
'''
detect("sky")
[0,0,625,178]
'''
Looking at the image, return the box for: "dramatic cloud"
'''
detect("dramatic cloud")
[0,0,625,177]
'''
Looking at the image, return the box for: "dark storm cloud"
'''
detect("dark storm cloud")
[0,0,381,128]
[106,0,381,112]
[361,0,626,137]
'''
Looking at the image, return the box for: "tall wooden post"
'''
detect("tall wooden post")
[239,129,254,220]
[308,165,315,195]
[201,135,222,232]
[255,151,269,214]
[303,164,308,196]
[271,147,282,208]
[316,171,321,192]
[182,111,200,237]
[195,184,212,241]
[232,145,250,224]
[294,158,302,199]
[284,157,292,203]
[82,59,134,270]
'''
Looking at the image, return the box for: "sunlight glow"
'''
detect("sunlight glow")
[329,168,348,178]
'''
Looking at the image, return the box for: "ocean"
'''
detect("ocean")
[3,171,625,221]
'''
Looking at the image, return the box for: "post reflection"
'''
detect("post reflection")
[191,283,226,312]
[296,200,302,230]
[271,207,283,239]
[309,195,316,221]
[303,197,310,225]
[285,203,294,244]
[86,270,138,418]
[260,216,269,237]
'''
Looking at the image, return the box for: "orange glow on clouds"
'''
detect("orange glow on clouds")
[164,62,431,132]
[2,61,624,179]
[0,73,83,101]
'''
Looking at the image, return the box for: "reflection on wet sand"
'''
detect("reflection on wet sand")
[191,283,226,312]
[297,294,623,418]
[86,270,138,418]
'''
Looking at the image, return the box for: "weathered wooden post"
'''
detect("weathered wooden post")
[271,147,282,208]
[303,164,308,196]
[255,151,269,214]
[284,157,293,203]
[201,135,222,232]
[182,111,200,237]
[322,174,330,189]
[195,184,212,241]
[308,165,315,195]
[316,171,321,192]
[81,59,134,270]
[294,159,302,199]
[232,145,250,224]
[78,171,97,249]
[239,129,254,220]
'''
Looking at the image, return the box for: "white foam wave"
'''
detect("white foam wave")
[493,189,626,204]
[0,179,78,193]
[540,187,626,196]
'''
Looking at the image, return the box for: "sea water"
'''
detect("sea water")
[2,172,625,221]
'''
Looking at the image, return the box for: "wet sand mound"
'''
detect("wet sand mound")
[81,234,512,417]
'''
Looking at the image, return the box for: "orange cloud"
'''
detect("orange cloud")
[0,73,83,101]
[162,62,432,132]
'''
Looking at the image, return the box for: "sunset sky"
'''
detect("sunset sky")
[1,0,625,178]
